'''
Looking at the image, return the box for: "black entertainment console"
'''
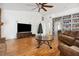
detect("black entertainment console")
[17,32,35,39]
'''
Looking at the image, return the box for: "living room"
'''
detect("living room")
[0,3,79,56]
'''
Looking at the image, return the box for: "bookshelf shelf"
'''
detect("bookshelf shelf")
[63,15,71,31]
[72,13,79,31]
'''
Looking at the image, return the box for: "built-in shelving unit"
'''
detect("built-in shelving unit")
[52,12,79,32]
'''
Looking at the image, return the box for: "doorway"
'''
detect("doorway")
[54,21,61,39]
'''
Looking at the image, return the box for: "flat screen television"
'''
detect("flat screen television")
[18,23,31,32]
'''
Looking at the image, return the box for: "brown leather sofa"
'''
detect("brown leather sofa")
[58,31,79,56]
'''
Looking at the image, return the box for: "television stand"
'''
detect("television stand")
[17,32,35,39]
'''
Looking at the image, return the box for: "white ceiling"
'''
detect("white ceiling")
[0,3,79,15]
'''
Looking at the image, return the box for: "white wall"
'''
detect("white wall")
[50,7,79,18]
[1,9,42,40]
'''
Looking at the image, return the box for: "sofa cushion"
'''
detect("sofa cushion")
[62,31,78,37]
[76,31,79,38]
[69,31,77,37]
[63,31,71,36]
[74,40,79,47]
[59,35,75,46]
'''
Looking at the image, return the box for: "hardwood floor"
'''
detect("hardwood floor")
[0,37,60,56]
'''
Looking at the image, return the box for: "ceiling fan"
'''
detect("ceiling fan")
[35,3,54,12]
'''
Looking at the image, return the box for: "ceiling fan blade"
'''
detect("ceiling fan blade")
[39,3,42,5]
[42,7,47,11]
[38,8,40,12]
[36,3,39,7]
[43,5,53,8]
[42,3,47,4]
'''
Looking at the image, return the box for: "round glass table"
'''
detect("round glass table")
[36,35,54,49]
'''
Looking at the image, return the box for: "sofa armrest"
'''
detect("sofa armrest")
[59,42,79,56]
